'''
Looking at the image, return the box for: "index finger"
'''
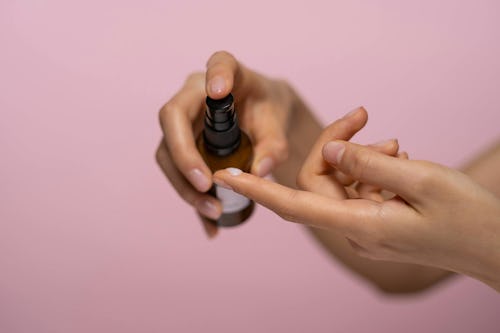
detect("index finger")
[159,73,212,192]
[299,107,368,178]
[205,51,256,100]
[296,107,368,196]
[213,168,380,235]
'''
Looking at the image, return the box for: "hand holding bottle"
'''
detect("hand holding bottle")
[156,51,295,235]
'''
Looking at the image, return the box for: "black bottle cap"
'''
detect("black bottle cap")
[206,93,233,111]
[203,93,241,156]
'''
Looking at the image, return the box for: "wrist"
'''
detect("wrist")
[463,201,500,292]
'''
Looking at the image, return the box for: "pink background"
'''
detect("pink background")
[1,1,499,332]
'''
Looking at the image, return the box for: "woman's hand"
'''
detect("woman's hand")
[156,51,294,236]
[213,109,500,292]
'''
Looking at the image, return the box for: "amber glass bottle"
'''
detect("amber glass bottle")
[196,93,254,227]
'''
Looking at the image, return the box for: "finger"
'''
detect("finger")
[296,107,368,198]
[205,51,256,100]
[334,139,399,186]
[322,141,426,202]
[159,74,213,192]
[156,141,222,222]
[213,168,381,234]
[398,151,409,159]
[199,215,219,239]
[356,149,409,200]
[241,101,289,176]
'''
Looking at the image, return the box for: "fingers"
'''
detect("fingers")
[295,107,368,197]
[322,141,423,202]
[213,168,380,234]
[205,51,256,100]
[156,141,222,221]
[159,73,213,192]
[356,151,409,202]
[334,138,399,186]
[299,107,368,179]
[243,101,289,176]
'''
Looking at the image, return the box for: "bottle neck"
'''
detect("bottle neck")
[203,94,241,156]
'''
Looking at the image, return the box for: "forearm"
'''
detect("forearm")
[461,140,500,197]
[459,140,500,291]
[272,88,452,293]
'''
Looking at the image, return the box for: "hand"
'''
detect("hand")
[156,51,294,237]
[213,109,500,291]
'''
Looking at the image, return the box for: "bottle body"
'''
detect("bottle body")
[196,131,254,227]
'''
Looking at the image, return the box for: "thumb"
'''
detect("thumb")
[322,140,420,202]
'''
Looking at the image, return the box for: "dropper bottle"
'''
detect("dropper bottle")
[196,93,254,227]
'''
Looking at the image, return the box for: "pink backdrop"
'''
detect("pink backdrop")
[1,1,499,332]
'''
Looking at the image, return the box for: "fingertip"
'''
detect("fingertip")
[343,106,368,121]
[206,76,229,98]
[213,168,243,189]
[205,51,237,99]
[371,138,399,156]
[372,138,397,148]
[187,168,212,192]
[253,156,274,177]
[201,219,218,239]
[398,151,409,160]
[195,197,222,220]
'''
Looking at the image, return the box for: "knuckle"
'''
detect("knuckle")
[273,139,289,161]
[159,101,178,123]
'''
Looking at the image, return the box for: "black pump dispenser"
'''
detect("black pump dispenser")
[203,94,241,156]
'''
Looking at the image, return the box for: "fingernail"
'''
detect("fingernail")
[372,138,397,147]
[196,199,220,220]
[187,168,211,192]
[256,157,274,177]
[226,167,242,176]
[323,141,346,164]
[209,76,225,96]
[343,107,362,119]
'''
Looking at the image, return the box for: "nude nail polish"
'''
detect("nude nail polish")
[196,93,254,227]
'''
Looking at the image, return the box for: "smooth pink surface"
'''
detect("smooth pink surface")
[1,1,499,332]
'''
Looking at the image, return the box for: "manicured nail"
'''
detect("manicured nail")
[187,168,210,192]
[226,167,242,176]
[196,199,220,220]
[343,107,362,119]
[209,76,225,96]
[323,141,346,164]
[373,138,397,147]
[256,157,274,177]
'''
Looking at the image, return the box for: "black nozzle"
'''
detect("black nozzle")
[203,93,241,156]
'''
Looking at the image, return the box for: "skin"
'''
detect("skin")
[156,51,500,293]
[213,114,500,292]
